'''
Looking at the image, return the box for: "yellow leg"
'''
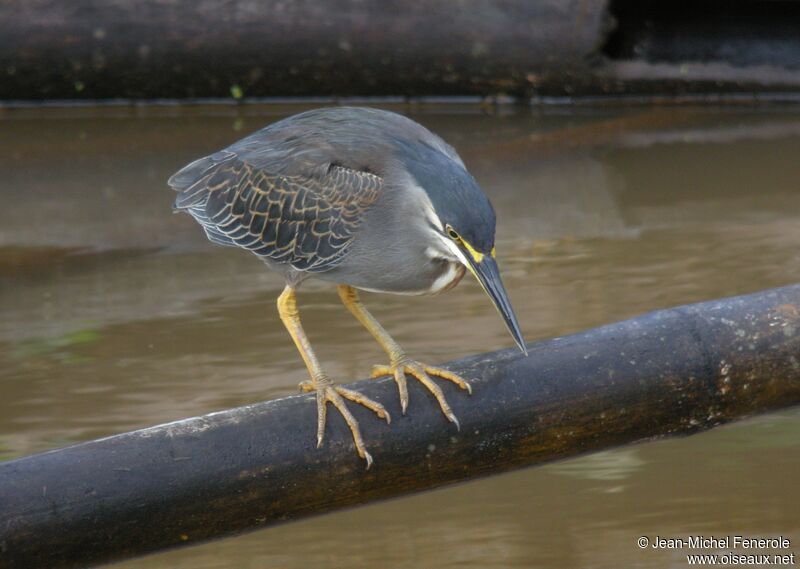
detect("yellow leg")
[337,285,471,427]
[277,285,389,467]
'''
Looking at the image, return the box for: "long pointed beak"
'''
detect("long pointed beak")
[466,255,528,356]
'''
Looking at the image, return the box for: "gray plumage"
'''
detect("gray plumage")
[169,106,495,293]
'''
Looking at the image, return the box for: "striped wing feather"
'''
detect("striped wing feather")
[171,153,382,273]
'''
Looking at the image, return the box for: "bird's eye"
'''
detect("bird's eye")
[446,225,460,240]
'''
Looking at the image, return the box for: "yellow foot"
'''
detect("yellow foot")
[299,380,390,468]
[370,360,472,427]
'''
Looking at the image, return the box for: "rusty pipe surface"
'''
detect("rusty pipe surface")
[1,284,799,568]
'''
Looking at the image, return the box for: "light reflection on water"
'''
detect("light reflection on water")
[1,103,799,568]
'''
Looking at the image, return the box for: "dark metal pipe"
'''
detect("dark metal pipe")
[0,0,606,101]
[1,284,799,568]
[5,0,800,102]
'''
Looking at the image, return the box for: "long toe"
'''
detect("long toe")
[372,359,471,427]
[405,363,460,428]
[423,365,473,394]
[315,388,327,448]
[371,364,409,415]
[334,385,391,424]
[310,383,386,468]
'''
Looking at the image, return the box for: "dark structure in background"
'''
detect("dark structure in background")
[601,0,800,96]
[2,0,800,102]
[605,0,800,67]
[1,284,799,568]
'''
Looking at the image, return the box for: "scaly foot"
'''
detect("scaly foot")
[370,359,472,428]
[299,380,390,468]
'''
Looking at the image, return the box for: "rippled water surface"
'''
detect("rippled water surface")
[1,103,799,568]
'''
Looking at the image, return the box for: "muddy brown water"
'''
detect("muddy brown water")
[1,103,799,568]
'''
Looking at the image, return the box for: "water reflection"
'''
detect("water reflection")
[1,103,799,568]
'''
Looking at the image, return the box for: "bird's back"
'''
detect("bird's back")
[170,107,466,275]
[169,108,416,273]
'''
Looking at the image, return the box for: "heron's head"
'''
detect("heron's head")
[399,141,527,355]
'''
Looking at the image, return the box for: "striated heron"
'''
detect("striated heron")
[169,107,526,466]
